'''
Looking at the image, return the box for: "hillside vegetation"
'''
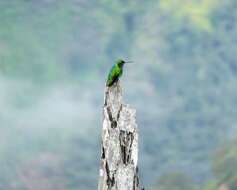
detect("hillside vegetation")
[0,0,237,189]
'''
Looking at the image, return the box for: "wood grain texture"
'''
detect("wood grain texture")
[98,81,140,190]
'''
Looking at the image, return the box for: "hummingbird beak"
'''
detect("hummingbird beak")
[125,61,133,63]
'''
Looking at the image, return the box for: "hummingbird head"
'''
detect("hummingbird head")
[116,59,126,67]
[116,59,132,67]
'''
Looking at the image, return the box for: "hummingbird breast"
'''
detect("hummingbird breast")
[106,65,123,87]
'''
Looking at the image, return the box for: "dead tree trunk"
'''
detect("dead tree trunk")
[98,81,140,190]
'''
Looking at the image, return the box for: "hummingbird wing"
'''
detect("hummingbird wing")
[106,65,120,87]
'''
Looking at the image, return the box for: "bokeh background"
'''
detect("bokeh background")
[0,0,237,189]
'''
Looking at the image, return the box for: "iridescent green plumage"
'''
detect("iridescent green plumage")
[106,59,126,87]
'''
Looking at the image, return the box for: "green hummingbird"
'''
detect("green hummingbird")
[106,59,131,87]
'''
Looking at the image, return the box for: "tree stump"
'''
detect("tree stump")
[98,81,140,190]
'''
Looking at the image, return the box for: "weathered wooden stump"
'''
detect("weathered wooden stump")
[98,81,140,190]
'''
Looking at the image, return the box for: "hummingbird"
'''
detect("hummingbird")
[106,59,131,87]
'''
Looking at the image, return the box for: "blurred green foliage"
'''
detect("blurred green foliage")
[153,172,199,190]
[0,0,237,189]
[211,140,237,190]
[153,139,237,190]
